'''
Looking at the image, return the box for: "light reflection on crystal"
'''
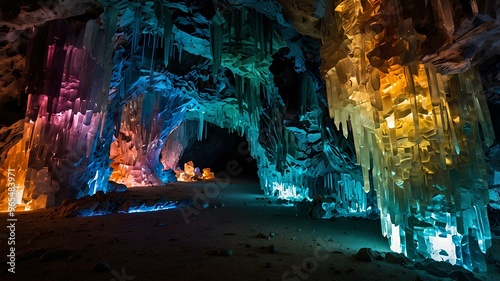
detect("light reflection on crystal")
[174,161,214,182]
[320,0,493,271]
[0,8,117,211]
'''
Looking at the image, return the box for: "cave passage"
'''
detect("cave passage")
[178,124,259,180]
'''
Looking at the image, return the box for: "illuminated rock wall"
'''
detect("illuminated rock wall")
[320,0,494,271]
[108,81,190,187]
[144,0,362,203]
[0,7,117,210]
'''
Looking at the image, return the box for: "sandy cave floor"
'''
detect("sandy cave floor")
[1,178,500,281]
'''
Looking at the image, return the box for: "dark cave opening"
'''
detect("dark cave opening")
[178,124,259,180]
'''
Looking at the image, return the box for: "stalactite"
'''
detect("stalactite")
[128,5,141,88]
[235,74,244,114]
[210,9,225,82]
[233,8,243,41]
[252,10,263,58]
[155,1,173,68]
[300,73,314,116]
[148,32,158,89]
[198,111,205,141]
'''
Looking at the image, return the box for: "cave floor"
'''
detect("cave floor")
[1,178,500,281]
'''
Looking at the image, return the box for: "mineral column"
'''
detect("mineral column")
[0,8,117,210]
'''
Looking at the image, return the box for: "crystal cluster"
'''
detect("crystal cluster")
[174,161,214,182]
[0,8,117,210]
[320,0,494,271]
[108,83,190,187]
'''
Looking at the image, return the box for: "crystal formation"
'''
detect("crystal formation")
[320,0,494,271]
[0,0,497,273]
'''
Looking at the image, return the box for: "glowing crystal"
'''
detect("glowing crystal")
[320,0,493,271]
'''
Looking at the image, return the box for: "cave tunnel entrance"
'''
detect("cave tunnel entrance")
[178,123,259,181]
